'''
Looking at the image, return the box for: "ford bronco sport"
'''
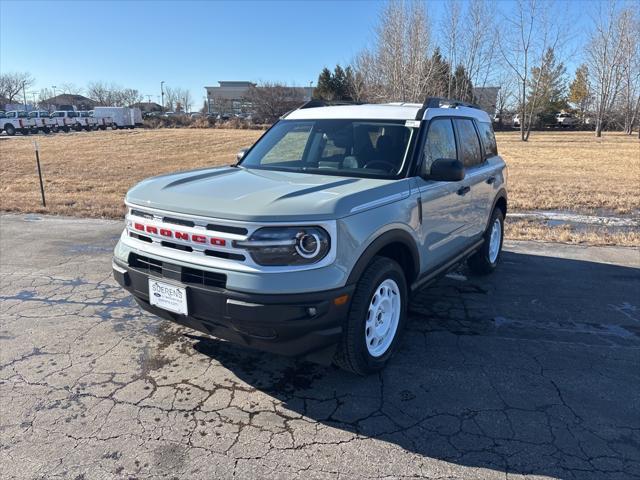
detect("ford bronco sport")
[113,97,507,375]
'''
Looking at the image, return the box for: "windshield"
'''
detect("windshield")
[240,119,416,178]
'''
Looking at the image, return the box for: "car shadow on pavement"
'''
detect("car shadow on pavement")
[187,251,640,478]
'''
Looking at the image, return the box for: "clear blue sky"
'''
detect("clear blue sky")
[1,0,596,106]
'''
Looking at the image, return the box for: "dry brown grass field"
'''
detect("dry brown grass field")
[1,129,638,245]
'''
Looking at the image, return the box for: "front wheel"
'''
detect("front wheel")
[5,124,16,136]
[334,256,407,375]
[468,208,504,275]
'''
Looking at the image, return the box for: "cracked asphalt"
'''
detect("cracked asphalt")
[1,214,639,480]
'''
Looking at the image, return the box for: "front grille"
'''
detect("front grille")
[129,253,227,289]
[163,216,195,227]
[130,209,154,220]
[130,232,152,243]
[206,223,248,235]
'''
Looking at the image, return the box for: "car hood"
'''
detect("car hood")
[126,166,411,222]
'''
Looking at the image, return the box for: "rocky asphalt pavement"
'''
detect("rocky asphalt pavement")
[1,214,639,480]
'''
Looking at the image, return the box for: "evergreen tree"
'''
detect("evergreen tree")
[312,65,355,101]
[343,66,356,101]
[331,65,347,100]
[313,67,333,100]
[428,48,452,98]
[452,65,474,102]
[527,47,568,124]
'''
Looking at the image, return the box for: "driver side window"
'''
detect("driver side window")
[422,118,456,175]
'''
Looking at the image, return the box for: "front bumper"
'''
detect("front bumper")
[113,257,354,359]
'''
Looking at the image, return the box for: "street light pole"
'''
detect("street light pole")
[160,81,165,112]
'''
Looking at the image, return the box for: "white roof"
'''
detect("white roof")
[285,102,491,123]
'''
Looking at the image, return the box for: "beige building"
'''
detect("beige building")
[205,81,313,115]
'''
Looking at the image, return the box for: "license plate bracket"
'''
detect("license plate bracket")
[148,279,188,315]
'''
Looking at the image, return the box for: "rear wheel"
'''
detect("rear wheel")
[468,208,504,275]
[334,256,407,375]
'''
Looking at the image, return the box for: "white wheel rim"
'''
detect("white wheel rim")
[365,278,401,357]
[488,218,502,264]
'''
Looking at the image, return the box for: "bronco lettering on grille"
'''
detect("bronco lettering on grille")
[131,222,227,247]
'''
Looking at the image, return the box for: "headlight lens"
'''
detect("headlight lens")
[235,226,330,266]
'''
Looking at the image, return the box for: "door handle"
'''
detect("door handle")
[457,186,471,196]
[486,176,496,185]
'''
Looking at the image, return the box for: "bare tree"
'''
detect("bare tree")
[86,81,113,105]
[617,9,640,135]
[586,2,635,137]
[0,72,35,103]
[164,86,179,112]
[179,89,192,113]
[352,1,433,102]
[499,0,564,141]
[58,82,81,95]
[244,83,305,123]
[442,0,499,100]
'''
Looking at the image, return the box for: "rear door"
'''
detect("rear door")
[473,121,502,229]
[452,118,490,238]
[414,117,472,270]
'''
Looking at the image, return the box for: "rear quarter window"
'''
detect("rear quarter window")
[476,121,498,158]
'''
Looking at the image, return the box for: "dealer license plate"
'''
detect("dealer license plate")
[148,279,188,315]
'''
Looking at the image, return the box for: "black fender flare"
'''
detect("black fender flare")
[346,229,420,285]
[486,188,508,231]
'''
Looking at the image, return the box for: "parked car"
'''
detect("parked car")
[555,112,579,128]
[512,114,520,128]
[28,111,56,134]
[93,107,143,129]
[50,111,76,133]
[113,98,507,374]
[1,111,34,135]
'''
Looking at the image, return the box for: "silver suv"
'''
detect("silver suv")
[113,98,507,374]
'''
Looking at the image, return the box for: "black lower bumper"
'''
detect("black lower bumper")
[113,258,353,360]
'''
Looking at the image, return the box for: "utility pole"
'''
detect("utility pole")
[23,81,28,110]
[160,81,165,111]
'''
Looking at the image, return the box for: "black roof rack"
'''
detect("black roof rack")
[415,97,481,120]
[298,99,364,109]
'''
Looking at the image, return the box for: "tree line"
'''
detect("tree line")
[0,74,194,112]
[313,0,639,140]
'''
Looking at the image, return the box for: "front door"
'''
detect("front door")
[414,117,473,271]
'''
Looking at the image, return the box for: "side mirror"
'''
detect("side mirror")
[236,148,249,162]
[427,158,465,182]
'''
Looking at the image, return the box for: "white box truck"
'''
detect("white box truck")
[93,107,143,129]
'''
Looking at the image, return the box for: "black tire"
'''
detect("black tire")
[63,126,70,133]
[20,128,30,135]
[43,127,50,134]
[112,123,118,130]
[5,124,16,136]
[468,208,504,275]
[334,256,408,375]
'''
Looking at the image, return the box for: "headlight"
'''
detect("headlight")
[235,226,330,266]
